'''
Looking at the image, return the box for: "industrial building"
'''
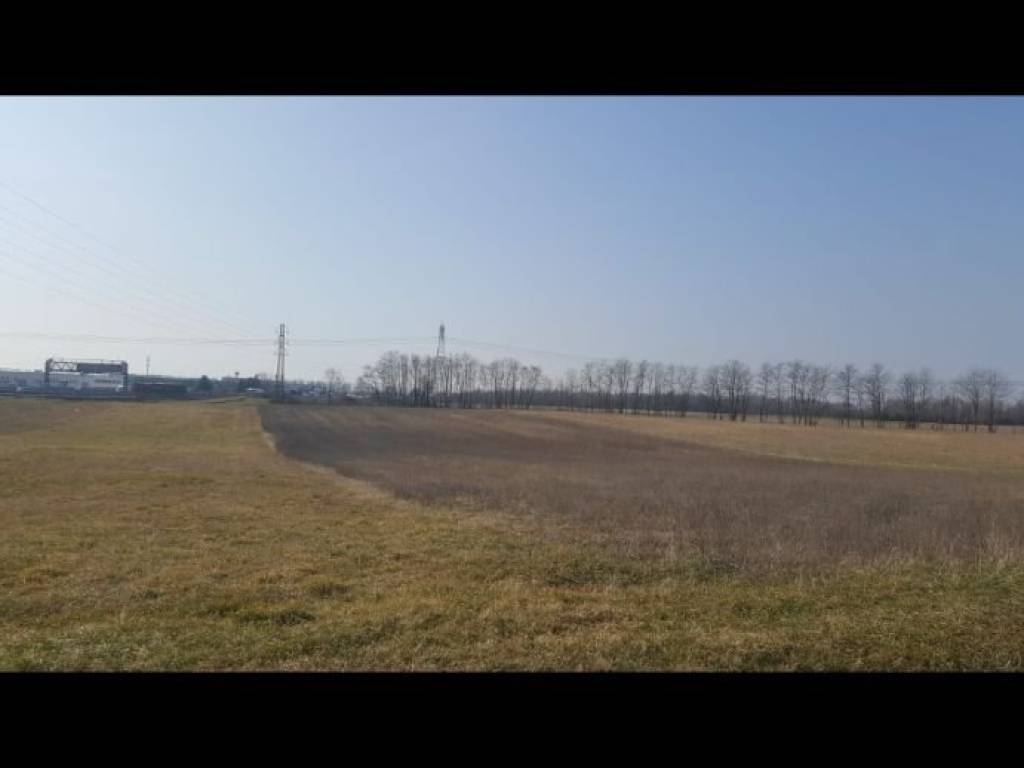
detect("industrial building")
[0,367,124,392]
[1,357,270,400]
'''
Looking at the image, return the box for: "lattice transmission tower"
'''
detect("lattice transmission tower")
[274,323,287,402]
[436,322,446,360]
[435,322,450,407]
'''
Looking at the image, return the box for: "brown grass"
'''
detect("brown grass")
[3,398,1024,670]
[553,410,1024,475]
[260,406,1024,571]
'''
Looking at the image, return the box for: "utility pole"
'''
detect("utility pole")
[435,322,447,407]
[435,322,446,360]
[274,323,287,402]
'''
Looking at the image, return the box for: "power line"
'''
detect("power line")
[288,336,436,346]
[0,201,254,339]
[0,179,263,335]
[448,335,609,363]
[0,247,228,339]
[0,332,270,345]
[0,330,610,361]
[3,326,1022,389]
[0,329,606,374]
[0,238,226,338]
[0,230,214,337]
[0,332,438,346]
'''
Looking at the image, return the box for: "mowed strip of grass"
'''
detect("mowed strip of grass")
[1,399,1023,670]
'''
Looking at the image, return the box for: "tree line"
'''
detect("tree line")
[355,351,545,409]
[348,351,1023,432]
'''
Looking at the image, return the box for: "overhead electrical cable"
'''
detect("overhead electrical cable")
[288,336,437,347]
[0,237,228,338]
[448,336,609,363]
[0,330,615,362]
[0,204,256,338]
[0,180,263,335]
[0,260,227,339]
[0,332,271,345]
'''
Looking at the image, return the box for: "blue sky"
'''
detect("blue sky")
[0,97,1022,383]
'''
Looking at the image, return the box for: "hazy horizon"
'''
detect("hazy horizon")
[2,96,1023,384]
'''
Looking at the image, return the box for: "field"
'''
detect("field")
[261,407,1024,569]
[3,398,1024,670]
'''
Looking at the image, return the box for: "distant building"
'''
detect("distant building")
[0,369,41,391]
[0,368,124,392]
[134,380,188,399]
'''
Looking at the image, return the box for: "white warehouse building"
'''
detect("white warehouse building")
[0,368,125,391]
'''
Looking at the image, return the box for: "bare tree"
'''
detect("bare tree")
[507,359,521,408]
[956,370,985,432]
[631,360,649,415]
[933,381,949,430]
[457,353,479,409]
[702,365,723,420]
[613,358,632,414]
[917,368,934,427]
[739,365,753,421]
[520,365,542,409]
[806,365,831,426]
[356,365,381,402]
[324,367,347,404]
[602,362,616,413]
[757,363,775,423]
[898,370,919,429]
[836,364,858,427]
[854,373,866,428]
[786,360,804,424]
[677,365,697,417]
[649,362,665,415]
[862,363,890,428]
[721,360,752,422]
[982,369,1011,433]
[487,359,503,409]
[773,362,786,423]
[585,363,599,412]
[564,368,579,412]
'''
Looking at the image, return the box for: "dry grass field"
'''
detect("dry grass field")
[559,411,1024,475]
[261,406,1024,570]
[3,398,1024,670]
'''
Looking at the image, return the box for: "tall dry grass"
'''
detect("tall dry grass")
[262,405,1024,572]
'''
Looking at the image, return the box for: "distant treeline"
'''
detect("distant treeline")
[350,351,1023,432]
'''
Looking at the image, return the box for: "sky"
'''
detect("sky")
[0,96,1022,384]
